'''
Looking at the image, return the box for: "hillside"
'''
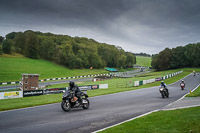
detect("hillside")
[0,30,136,69]
[0,54,108,82]
[136,56,152,67]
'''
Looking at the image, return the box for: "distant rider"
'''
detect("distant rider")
[180,80,185,88]
[180,80,185,85]
[193,71,196,77]
[160,81,168,92]
[68,81,82,102]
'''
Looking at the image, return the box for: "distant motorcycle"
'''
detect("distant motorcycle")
[180,83,185,90]
[159,86,169,98]
[61,90,90,112]
[193,71,196,77]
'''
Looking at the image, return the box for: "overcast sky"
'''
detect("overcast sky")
[0,0,200,54]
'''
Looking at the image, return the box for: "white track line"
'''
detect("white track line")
[93,103,200,133]
[92,109,160,133]
[93,80,200,133]
[0,102,59,113]
[92,103,200,133]
[166,83,200,107]
[162,104,200,111]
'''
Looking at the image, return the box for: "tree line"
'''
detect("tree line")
[134,52,151,57]
[0,30,136,69]
[151,43,200,71]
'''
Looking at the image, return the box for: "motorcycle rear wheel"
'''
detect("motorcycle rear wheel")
[61,100,71,112]
[161,92,165,98]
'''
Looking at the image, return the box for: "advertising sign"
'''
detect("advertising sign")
[99,84,108,89]
[23,90,43,97]
[0,91,23,99]
[79,86,92,91]
[44,88,66,95]
[155,77,162,81]
[91,85,99,90]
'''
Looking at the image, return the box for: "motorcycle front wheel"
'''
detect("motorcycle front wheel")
[166,92,169,98]
[82,99,90,109]
[61,100,71,112]
[161,92,165,98]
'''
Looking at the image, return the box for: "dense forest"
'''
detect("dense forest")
[0,30,136,69]
[151,43,200,71]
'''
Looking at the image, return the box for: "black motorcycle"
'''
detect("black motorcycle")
[159,86,169,98]
[61,90,90,112]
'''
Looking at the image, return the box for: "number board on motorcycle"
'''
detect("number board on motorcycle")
[82,99,87,103]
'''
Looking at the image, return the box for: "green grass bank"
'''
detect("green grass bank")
[0,54,108,82]
[136,56,152,67]
[100,106,200,133]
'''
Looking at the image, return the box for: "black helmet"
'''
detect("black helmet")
[69,81,75,87]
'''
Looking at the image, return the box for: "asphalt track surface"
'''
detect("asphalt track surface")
[0,74,199,133]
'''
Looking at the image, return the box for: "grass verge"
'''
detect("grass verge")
[100,106,200,133]
[186,86,200,97]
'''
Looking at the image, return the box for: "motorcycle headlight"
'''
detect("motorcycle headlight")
[160,88,164,91]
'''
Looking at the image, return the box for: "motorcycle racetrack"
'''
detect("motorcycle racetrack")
[0,74,199,133]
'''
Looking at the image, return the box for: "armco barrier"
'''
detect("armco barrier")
[0,73,111,85]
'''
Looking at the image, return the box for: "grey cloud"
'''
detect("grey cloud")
[0,0,200,54]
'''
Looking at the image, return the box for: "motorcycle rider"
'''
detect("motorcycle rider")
[180,80,185,85]
[180,80,185,88]
[68,81,82,102]
[160,81,168,93]
[193,71,196,77]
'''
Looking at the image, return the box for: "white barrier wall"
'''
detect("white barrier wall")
[134,81,139,86]
[0,91,23,99]
[146,78,155,84]
[143,80,147,85]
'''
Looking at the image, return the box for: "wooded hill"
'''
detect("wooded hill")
[0,30,136,69]
[151,43,200,71]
